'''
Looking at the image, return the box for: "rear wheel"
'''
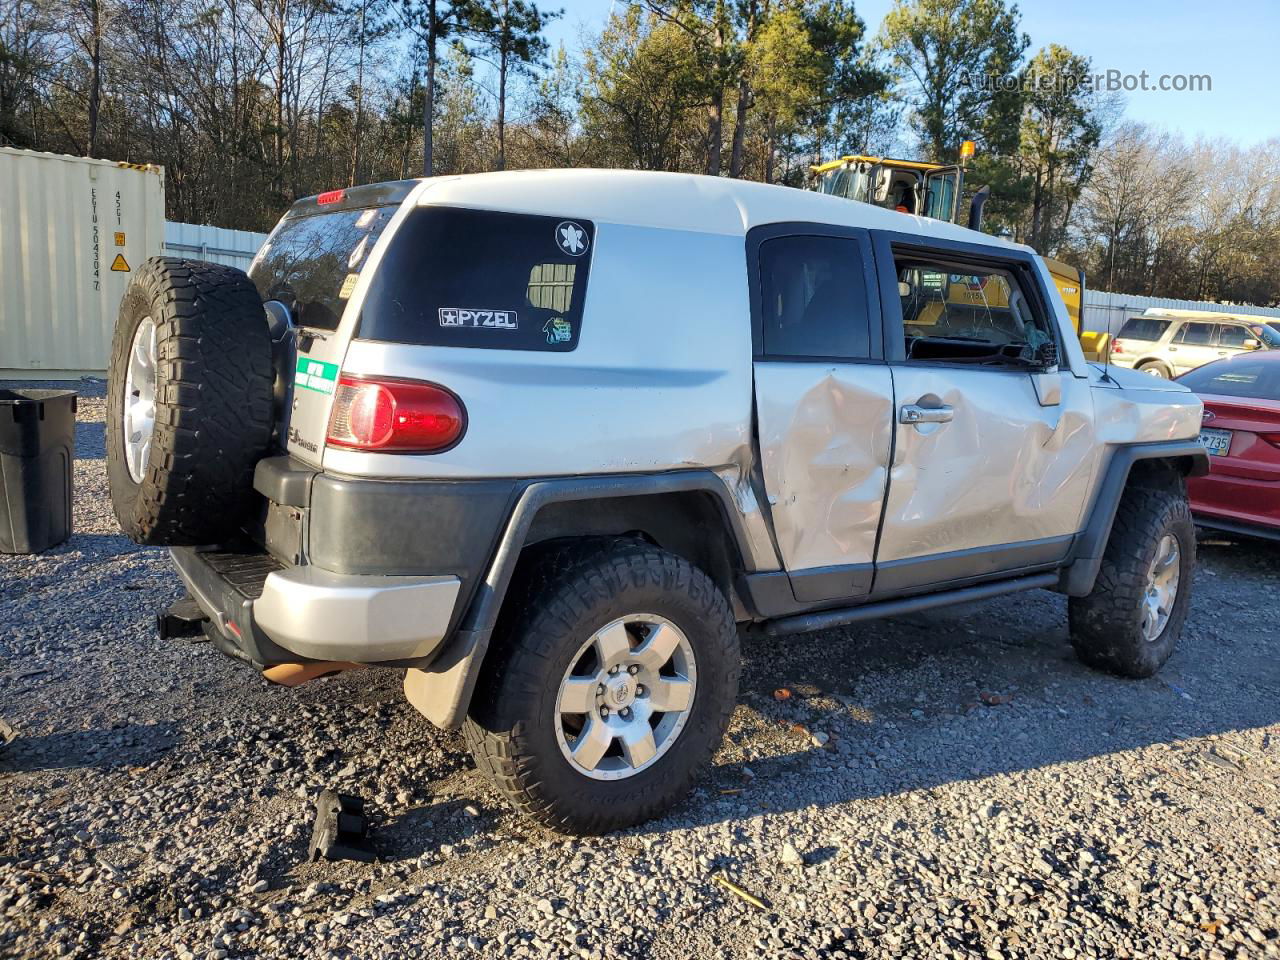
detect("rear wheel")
[1068,484,1195,677]
[463,539,739,834]
[1137,360,1172,379]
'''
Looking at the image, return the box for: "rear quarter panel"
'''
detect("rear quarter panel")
[327,220,755,480]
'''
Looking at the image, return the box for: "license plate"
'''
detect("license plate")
[1198,427,1232,457]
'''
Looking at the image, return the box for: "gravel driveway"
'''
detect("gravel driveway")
[2,381,1277,960]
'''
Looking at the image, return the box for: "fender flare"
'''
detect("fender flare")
[404,470,759,729]
[1057,439,1209,597]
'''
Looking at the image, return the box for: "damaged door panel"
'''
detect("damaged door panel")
[755,364,894,600]
[748,224,892,603]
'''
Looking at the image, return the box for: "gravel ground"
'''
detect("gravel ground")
[2,380,1278,960]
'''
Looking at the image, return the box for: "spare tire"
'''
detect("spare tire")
[106,257,274,546]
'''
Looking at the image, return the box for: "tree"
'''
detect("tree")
[512,43,589,167]
[399,0,479,175]
[0,0,63,148]
[580,7,707,171]
[471,0,555,170]
[432,41,488,172]
[344,0,392,185]
[642,0,736,176]
[745,3,821,179]
[788,0,885,176]
[1015,44,1100,253]
[880,0,1028,161]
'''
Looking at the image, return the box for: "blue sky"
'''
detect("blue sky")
[543,0,1279,147]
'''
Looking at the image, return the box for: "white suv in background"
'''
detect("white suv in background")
[1110,312,1278,378]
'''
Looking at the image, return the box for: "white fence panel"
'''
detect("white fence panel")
[1082,290,1280,336]
[163,222,267,270]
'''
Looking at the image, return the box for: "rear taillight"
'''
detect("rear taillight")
[327,376,465,452]
[1111,339,1126,355]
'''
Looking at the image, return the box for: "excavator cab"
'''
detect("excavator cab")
[813,155,966,224]
[810,147,1086,337]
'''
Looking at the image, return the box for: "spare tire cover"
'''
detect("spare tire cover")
[106,257,274,546]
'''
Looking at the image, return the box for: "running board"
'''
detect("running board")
[756,572,1059,637]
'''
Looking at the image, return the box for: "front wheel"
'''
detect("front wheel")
[463,539,740,834]
[1068,484,1195,677]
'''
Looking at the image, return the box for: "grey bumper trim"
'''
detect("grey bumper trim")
[254,566,461,662]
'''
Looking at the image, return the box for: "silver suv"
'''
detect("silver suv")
[1110,312,1277,378]
[106,171,1208,833]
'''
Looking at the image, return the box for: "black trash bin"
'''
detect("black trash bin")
[0,388,77,554]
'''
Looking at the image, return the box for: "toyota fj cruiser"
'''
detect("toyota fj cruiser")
[106,170,1208,834]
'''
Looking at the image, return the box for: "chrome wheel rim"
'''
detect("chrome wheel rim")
[554,614,697,781]
[1142,534,1181,641]
[122,317,158,483]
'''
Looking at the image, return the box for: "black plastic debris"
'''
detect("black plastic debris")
[157,595,208,642]
[308,789,377,863]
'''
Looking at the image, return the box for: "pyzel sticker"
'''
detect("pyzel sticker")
[555,221,588,257]
[439,307,518,330]
[543,317,572,344]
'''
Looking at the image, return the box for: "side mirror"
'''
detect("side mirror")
[897,281,911,297]
[1243,338,1261,350]
[1035,340,1060,371]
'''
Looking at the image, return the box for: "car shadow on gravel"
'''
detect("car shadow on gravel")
[0,722,177,772]
[629,537,1279,835]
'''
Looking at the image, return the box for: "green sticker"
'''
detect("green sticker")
[294,357,339,394]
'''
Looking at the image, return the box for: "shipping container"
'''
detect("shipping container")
[0,147,165,379]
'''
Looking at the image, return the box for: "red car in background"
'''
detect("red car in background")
[1177,351,1280,540]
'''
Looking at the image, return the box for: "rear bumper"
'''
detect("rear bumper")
[255,565,460,661]
[171,546,461,666]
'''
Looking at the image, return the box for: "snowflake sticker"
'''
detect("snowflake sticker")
[555,221,589,257]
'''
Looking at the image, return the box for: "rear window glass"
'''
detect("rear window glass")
[1117,316,1171,342]
[250,205,397,331]
[358,207,593,351]
[1179,359,1280,401]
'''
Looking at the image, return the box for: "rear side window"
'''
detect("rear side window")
[251,205,398,331]
[358,207,593,351]
[758,235,870,359]
[1117,316,1171,342]
[1175,322,1217,345]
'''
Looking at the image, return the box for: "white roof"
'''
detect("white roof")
[414,168,1031,255]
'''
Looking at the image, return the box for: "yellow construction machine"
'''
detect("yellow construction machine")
[811,148,1098,354]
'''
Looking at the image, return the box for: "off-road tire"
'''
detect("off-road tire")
[463,538,740,835]
[106,258,274,545]
[1136,360,1172,379]
[1068,483,1195,677]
